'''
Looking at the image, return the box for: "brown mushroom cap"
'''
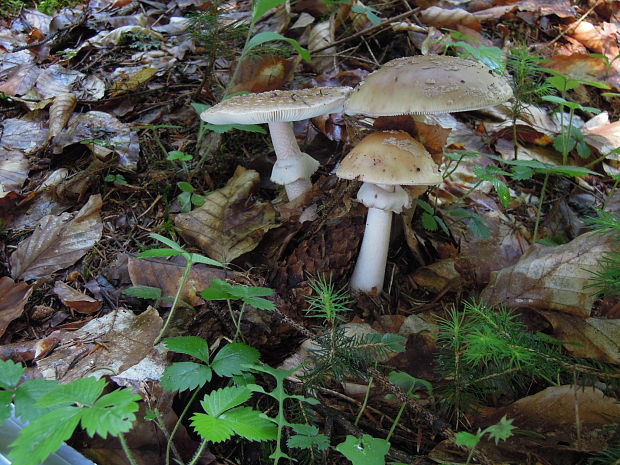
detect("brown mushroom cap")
[344,55,513,117]
[336,131,442,185]
[200,86,352,125]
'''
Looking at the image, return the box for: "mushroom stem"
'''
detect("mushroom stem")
[350,203,394,294]
[268,121,319,201]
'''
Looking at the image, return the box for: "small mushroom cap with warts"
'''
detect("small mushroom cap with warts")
[200,86,352,125]
[344,55,513,117]
[336,131,442,185]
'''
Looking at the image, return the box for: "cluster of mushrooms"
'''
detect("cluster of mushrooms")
[200,55,513,295]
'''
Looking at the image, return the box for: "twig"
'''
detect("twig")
[311,8,421,54]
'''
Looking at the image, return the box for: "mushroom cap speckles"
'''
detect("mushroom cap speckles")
[344,55,513,116]
[200,86,352,124]
[336,131,442,185]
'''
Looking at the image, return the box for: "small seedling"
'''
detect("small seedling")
[417,199,449,235]
[455,416,516,464]
[104,173,128,185]
[176,181,206,213]
[335,434,391,465]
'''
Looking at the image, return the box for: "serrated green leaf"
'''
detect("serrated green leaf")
[122,285,162,300]
[218,407,277,441]
[470,214,491,239]
[455,431,480,448]
[491,178,511,208]
[164,336,211,362]
[436,216,449,235]
[8,407,82,465]
[81,389,140,438]
[576,140,591,158]
[38,378,106,408]
[244,31,310,62]
[212,343,260,377]
[161,362,212,392]
[200,386,252,417]
[200,279,234,300]
[553,133,576,154]
[0,359,25,389]
[422,212,438,231]
[388,371,432,395]
[252,0,286,22]
[416,199,434,214]
[191,412,235,442]
[510,165,533,181]
[336,434,390,465]
[380,333,407,352]
[0,392,13,422]
[14,378,58,422]
[484,416,516,444]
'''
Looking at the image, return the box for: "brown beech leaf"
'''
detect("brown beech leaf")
[481,385,620,452]
[37,307,162,383]
[481,231,616,317]
[231,55,297,93]
[175,166,279,263]
[540,311,620,363]
[127,255,241,307]
[0,277,33,339]
[0,150,29,192]
[308,20,336,74]
[47,92,77,139]
[10,194,104,281]
[53,281,102,314]
[419,6,481,31]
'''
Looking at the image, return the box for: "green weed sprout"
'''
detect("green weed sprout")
[138,233,224,345]
[385,371,433,442]
[248,364,327,465]
[585,207,620,296]
[201,279,275,341]
[455,416,516,465]
[1,359,141,465]
[160,337,260,465]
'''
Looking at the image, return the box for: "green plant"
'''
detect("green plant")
[247,364,327,465]
[119,31,162,51]
[1,0,25,17]
[200,279,275,341]
[1,359,141,465]
[335,434,391,465]
[138,233,225,344]
[455,416,516,465]
[159,336,261,465]
[37,0,78,14]
[301,276,407,388]
[104,173,128,185]
[417,199,449,235]
[585,207,620,296]
[441,31,506,74]
[176,181,206,213]
[385,371,433,441]
[436,301,566,425]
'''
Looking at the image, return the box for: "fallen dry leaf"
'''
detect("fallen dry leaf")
[308,20,336,74]
[0,150,29,192]
[37,307,162,383]
[175,166,279,263]
[231,55,297,93]
[53,281,102,314]
[47,92,77,139]
[540,311,620,363]
[0,277,33,339]
[419,6,481,31]
[127,255,241,307]
[110,67,158,97]
[481,231,617,317]
[10,194,104,281]
[481,385,620,452]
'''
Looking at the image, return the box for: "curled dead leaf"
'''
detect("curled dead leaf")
[175,166,280,263]
[0,277,33,339]
[419,6,481,31]
[308,20,336,74]
[53,281,102,314]
[48,92,77,139]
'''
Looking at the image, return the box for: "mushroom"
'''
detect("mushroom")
[200,86,351,201]
[336,131,442,294]
[344,55,513,117]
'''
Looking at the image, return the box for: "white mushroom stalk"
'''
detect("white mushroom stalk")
[349,183,411,293]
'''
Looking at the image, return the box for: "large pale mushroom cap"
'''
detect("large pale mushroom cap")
[344,55,513,116]
[336,131,442,185]
[200,86,352,124]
